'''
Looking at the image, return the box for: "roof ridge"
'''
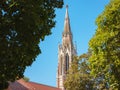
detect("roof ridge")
[29,81,60,89]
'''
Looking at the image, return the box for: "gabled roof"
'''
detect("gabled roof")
[8,79,61,90]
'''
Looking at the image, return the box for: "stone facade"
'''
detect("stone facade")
[57,5,77,90]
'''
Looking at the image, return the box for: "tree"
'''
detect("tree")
[89,0,120,89]
[64,52,94,90]
[0,0,63,89]
[23,76,29,82]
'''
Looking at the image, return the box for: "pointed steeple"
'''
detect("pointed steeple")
[65,5,69,20]
[62,5,73,47]
[63,5,72,36]
[57,5,77,90]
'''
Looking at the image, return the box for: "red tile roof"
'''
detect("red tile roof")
[8,79,61,90]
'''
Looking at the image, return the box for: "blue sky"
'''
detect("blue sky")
[24,0,110,87]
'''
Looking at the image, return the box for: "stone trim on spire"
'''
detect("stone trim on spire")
[63,5,72,35]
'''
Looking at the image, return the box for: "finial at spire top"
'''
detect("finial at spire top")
[66,5,68,8]
[65,5,69,19]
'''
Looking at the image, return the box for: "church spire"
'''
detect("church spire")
[57,5,77,90]
[65,5,69,19]
[63,5,72,36]
[62,5,73,47]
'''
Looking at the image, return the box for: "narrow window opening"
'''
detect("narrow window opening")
[60,56,63,75]
[65,54,69,72]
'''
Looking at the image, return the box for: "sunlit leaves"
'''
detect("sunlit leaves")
[89,0,120,89]
[64,53,94,90]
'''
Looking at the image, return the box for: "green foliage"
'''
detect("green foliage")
[23,76,29,82]
[89,0,120,89]
[0,0,63,89]
[64,53,94,90]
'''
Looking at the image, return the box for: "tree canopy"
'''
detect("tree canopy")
[0,0,63,89]
[64,53,94,90]
[65,0,120,89]
[89,0,120,89]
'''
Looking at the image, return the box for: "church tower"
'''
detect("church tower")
[57,5,77,90]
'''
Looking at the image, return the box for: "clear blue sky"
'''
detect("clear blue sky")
[24,0,110,87]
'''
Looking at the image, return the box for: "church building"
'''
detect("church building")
[57,5,77,90]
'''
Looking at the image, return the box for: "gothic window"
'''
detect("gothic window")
[60,56,63,75]
[65,53,69,72]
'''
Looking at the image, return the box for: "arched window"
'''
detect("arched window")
[60,56,63,75]
[65,53,69,72]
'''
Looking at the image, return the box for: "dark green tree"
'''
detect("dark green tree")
[0,0,63,89]
[64,52,94,90]
[89,0,120,89]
